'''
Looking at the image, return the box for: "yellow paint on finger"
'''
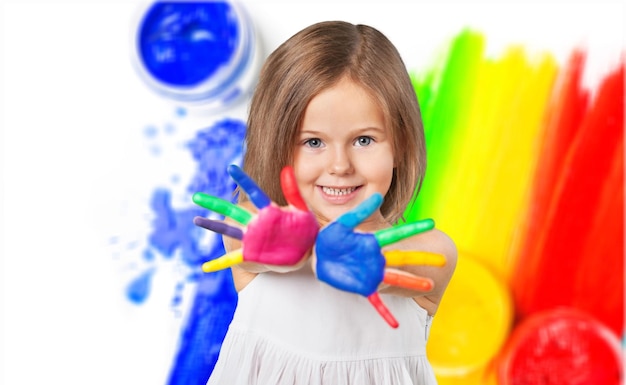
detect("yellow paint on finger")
[201,249,244,272]
[383,250,446,267]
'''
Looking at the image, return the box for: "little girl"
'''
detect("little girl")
[196,20,457,385]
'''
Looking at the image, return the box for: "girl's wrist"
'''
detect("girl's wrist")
[239,250,312,273]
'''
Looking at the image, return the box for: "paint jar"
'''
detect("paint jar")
[132,1,261,112]
[497,308,623,385]
[426,253,513,379]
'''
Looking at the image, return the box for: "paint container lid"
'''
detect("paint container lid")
[497,307,623,385]
[426,253,513,377]
[132,1,260,111]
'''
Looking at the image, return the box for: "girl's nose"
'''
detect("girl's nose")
[329,148,354,175]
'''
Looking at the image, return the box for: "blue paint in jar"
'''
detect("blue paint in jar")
[134,1,259,110]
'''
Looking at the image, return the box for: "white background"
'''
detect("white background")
[1,1,623,384]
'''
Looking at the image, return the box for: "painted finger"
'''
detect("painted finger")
[228,164,271,209]
[202,249,244,272]
[383,271,434,292]
[383,250,446,267]
[192,192,253,225]
[280,166,308,211]
[336,193,383,228]
[193,216,244,240]
[374,218,435,247]
[367,293,399,328]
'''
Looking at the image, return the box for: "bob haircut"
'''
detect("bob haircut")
[242,20,426,224]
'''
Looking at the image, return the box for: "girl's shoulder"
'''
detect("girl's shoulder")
[390,224,457,260]
[418,227,457,260]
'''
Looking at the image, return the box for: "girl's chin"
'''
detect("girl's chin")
[314,205,358,224]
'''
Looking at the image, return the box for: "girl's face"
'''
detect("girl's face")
[293,77,394,227]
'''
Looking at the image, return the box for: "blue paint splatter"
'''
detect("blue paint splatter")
[126,268,156,304]
[164,118,246,385]
[143,249,156,262]
[144,125,159,138]
[124,117,246,383]
[186,118,245,197]
[149,188,209,266]
[167,259,238,385]
[175,107,187,118]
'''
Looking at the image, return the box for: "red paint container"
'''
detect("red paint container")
[497,308,623,385]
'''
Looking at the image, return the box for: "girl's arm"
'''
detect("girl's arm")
[193,165,319,291]
[378,228,457,316]
[313,194,450,327]
[220,200,314,291]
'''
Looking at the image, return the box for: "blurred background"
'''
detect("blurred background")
[1,1,623,384]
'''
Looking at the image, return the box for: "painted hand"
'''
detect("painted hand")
[192,165,319,272]
[314,193,446,328]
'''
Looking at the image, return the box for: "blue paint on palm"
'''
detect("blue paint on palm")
[316,222,385,297]
[316,193,386,296]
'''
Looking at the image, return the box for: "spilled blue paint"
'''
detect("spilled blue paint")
[149,188,208,264]
[167,264,238,385]
[124,117,246,383]
[126,268,156,304]
[167,118,245,384]
[186,118,245,197]
[143,248,156,262]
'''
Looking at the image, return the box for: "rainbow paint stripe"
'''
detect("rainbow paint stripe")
[406,29,559,281]
[404,28,624,382]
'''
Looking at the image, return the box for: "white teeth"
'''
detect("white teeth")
[322,186,356,196]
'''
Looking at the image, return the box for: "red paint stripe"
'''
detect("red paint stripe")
[512,60,624,335]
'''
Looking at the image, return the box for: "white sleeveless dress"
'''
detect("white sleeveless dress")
[207,264,438,385]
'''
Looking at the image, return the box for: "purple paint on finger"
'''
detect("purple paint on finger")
[194,216,244,240]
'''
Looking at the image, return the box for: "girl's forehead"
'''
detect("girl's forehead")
[305,80,382,115]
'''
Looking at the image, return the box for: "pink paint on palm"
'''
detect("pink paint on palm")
[242,203,318,265]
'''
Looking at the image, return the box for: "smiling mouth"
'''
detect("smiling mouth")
[321,186,358,196]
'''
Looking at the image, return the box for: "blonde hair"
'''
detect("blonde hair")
[242,21,426,224]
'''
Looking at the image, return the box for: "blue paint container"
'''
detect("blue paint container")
[133,1,259,111]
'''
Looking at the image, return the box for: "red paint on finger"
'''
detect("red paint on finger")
[367,293,399,328]
[280,166,309,211]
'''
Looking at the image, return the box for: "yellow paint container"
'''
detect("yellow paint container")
[427,253,513,378]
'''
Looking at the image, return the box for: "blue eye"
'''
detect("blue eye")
[355,136,372,146]
[304,138,323,148]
